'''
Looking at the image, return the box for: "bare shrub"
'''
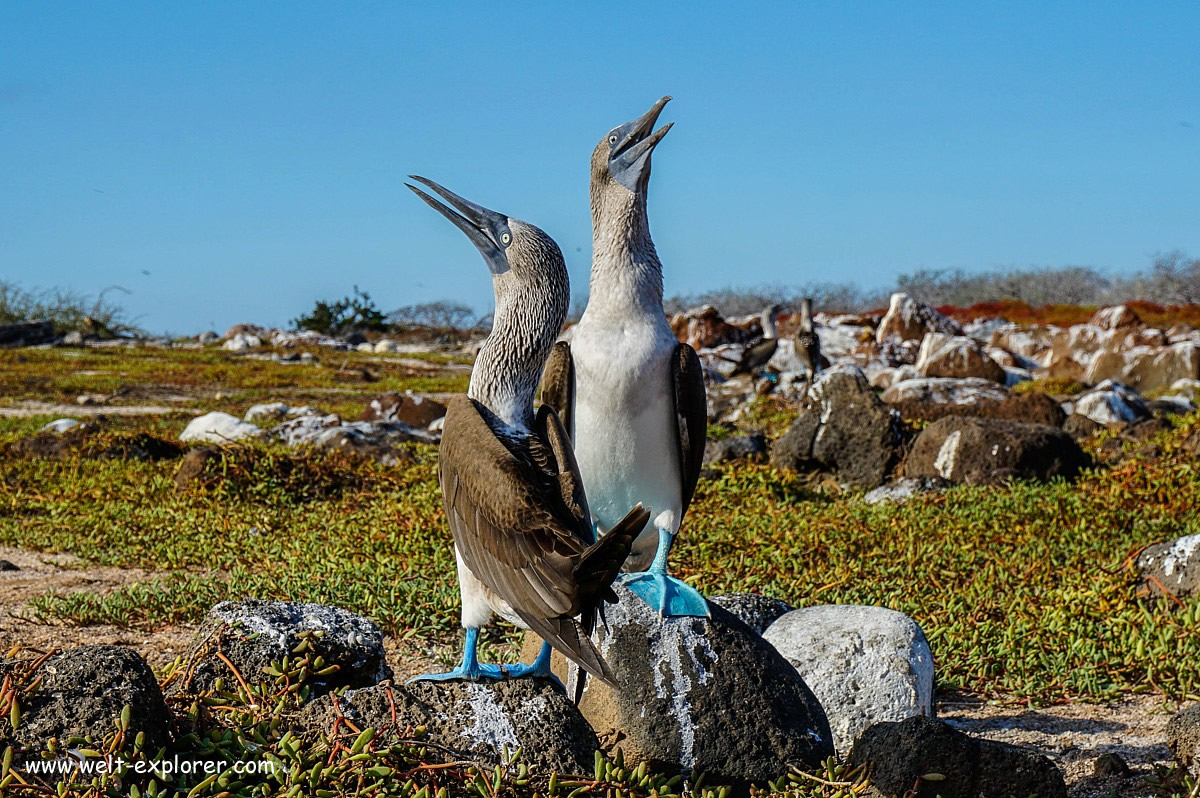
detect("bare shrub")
[0,281,142,337]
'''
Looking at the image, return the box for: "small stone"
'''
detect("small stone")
[40,418,81,434]
[862,477,949,504]
[703,434,768,466]
[1137,534,1200,599]
[1168,703,1200,776]
[358,392,447,428]
[1093,752,1132,777]
[0,560,19,572]
[244,402,290,423]
[180,411,263,444]
[61,330,84,346]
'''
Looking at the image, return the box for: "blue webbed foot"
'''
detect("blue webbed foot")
[408,662,507,683]
[620,570,710,617]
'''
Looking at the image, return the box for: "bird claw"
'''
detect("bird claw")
[407,662,509,683]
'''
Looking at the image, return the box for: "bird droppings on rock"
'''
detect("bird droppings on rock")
[708,593,793,635]
[1137,533,1200,599]
[904,416,1090,485]
[170,600,392,698]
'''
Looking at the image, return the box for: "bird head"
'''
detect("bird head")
[407,176,567,298]
[591,96,673,199]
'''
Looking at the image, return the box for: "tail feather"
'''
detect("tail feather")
[517,611,616,688]
[575,503,649,624]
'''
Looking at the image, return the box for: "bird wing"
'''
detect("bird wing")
[539,341,574,438]
[439,395,621,685]
[671,344,708,515]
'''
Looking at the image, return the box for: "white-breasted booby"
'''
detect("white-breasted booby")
[406,176,649,686]
[729,304,782,377]
[540,97,710,618]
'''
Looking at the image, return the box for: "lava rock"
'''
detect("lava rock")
[102,433,184,461]
[771,366,905,489]
[1063,413,1104,440]
[180,411,263,444]
[0,320,56,347]
[358,391,447,428]
[1072,380,1150,425]
[904,416,1090,485]
[244,402,291,422]
[1136,534,1200,599]
[875,293,963,344]
[172,600,392,698]
[298,680,599,774]
[174,446,224,490]
[1168,703,1200,776]
[703,434,768,467]
[0,560,19,572]
[848,716,1066,797]
[268,414,434,462]
[1093,752,1132,777]
[888,390,1066,427]
[708,593,793,635]
[522,584,833,788]
[0,646,171,755]
[670,305,756,350]
[881,377,1011,407]
[764,605,935,756]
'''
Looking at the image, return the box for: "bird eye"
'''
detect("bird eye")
[500,231,511,245]
[608,134,618,144]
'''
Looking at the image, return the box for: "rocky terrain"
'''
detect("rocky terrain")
[1,299,1199,796]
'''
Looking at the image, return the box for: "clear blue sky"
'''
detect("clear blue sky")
[2,2,1197,335]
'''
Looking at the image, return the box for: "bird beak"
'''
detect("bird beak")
[609,96,673,192]
[406,176,511,275]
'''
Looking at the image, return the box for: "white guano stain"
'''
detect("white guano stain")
[933,430,962,479]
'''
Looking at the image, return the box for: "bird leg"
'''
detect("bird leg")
[408,627,507,683]
[502,641,558,681]
[619,526,710,618]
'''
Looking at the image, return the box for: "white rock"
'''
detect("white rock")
[41,418,81,433]
[1166,378,1200,402]
[356,342,375,353]
[881,377,1010,406]
[763,605,935,756]
[222,333,261,352]
[197,330,219,344]
[1072,380,1149,425]
[244,402,290,423]
[373,339,398,353]
[180,412,263,444]
[862,478,946,504]
[428,416,446,433]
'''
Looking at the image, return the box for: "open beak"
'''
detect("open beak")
[610,96,673,192]
[406,176,510,274]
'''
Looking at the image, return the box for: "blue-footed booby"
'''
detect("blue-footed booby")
[794,297,825,375]
[406,176,648,687]
[540,97,710,618]
[730,304,782,377]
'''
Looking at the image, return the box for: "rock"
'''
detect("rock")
[76,392,110,405]
[707,594,793,635]
[0,646,171,755]
[244,402,290,422]
[40,418,81,433]
[764,606,935,756]
[670,305,755,350]
[1063,413,1104,440]
[180,411,264,444]
[1167,378,1200,402]
[521,584,833,785]
[356,341,375,352]
[61,330,85,346]
[268,414,434,463]
[1090,304,1142,330]
[0,560,19,571]
[373,339,398,353]
[703,435,768,466]
[915,333,1006,383]
[0,320,56,347]
[868,365,919,390]
[343,332,368,346]
[862,477,949,504]
[172,600,392,698]
[100,433,184,461]
[359,392,448,428]
[904,417,1090,484]
[1072,380,1150,425]
[848,716,1066,797]
[1093,752,1132,777]
[771,366,904,489]
[881,377,1011,407]
[1167,703,1200,776]
[297,680,599,774]
[1136,534,1200,599]
[875,293,962,344]
[1123,341,1200,393]
[197,330,219,344]
[222,332,262,351]
[888,388,1065,427]
[1043,354,1086,381]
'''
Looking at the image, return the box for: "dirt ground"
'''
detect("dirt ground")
[0,546,1185,795]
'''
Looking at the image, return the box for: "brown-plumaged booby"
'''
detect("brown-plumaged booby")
[729,304,782,377]
[540,96,710,618]
[406,176,648,686]
[794,297,825,375]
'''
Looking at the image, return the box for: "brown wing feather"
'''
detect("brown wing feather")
[539,341,574,438]
[672,344,708,515]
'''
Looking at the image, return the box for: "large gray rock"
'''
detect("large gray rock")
[703,434,768,467]
[0,646,171,756]
[1071,380,1150,425]
[268,413,436,462]
[915,333,1006,383]
[180,411,263,444]
[881,376,1010,407]
[298,680,599,775]
[708,593,793,635]
[1137,534,1200,599]
[359,391,447,428]
[522,584,833,787]
[173,600,392,698]
[904,416,1090,485]
[848,716,1066,797]
[875,293,962,344]
[771,366,904,488]
[1168,703,1200,776]
[763,606,934,756]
